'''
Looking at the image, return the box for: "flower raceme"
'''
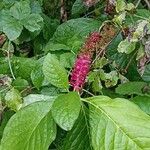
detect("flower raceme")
[70,32,101,91]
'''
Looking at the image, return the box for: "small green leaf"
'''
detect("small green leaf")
[131,20,148,42]
[43,53,69,89]
[117,39,136,54]
[126,3,135,11]
[132,96,150,115]
[116,0,126,13]
[52,92,81,131]
[1,101,56,150]
[116,81,147,95]
[136,44,145,60]
[100,71,119,88]
[5,88,22,111]
[12,77,29,91]
[142,64,150,82]
[72,0,87,16]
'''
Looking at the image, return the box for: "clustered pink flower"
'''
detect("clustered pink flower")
[70,32,101,91]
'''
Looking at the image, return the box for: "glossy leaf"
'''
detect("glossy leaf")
[42,53,69,89]
[52,92,81,131]
[88,96,150,149]
[61,106,92,150]
[1,101,56,150]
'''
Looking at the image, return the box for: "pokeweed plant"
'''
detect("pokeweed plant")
[0,0,150,150]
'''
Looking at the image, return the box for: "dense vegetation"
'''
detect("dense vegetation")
[0,0,150,149]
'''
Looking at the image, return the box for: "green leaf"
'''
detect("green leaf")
[43,53,69,89]
[116,0,126,13]
[72,0,87,16]
[22,94,56,107]
[5,88,22,111]
[61,106,92,150]
[12,77,29,91]
[44,43,70,52]
[136,9,150,20]
[131,20,149,42]
[88,96,150,149]
[0,110,14,140]
[52,18,101,53]
[10,1,31,20]
[1,101,56,150]
[117,39,136,54]
[132,96,150,115]
[1,14,23,41]
[22,14,43,32]
[13,57,37,80]
[31,58,44,89]
[41,85,61,96]
[116,82,147,95]
[142,64,150,82]
[59,53,75,68]
[100,71,119,88]
[52,92,81,131]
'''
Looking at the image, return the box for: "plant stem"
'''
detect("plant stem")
[7,41,16,80]
[144,0,150,9]
[135,0,141,8]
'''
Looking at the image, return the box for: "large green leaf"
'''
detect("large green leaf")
[51,92,81,131]
[87,96,150,149]
[132,96,150,115]
[22,94,56,107]
[1,13,23,41]
[116,82,147,95]
[61,106,92,150]
[42,53,69,89]
[1,101,56,150]
[47,18,101,53]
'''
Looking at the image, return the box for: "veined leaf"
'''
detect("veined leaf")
[52,92,81,131]
[87,96,150,149]
[42,53,69,89]
[1,101,56,150]
[61,106,92,150]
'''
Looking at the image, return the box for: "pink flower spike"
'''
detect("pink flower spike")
[70,53,92,91]
[70,32,101,92]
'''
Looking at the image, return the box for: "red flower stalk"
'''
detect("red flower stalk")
[70,32,101,91]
